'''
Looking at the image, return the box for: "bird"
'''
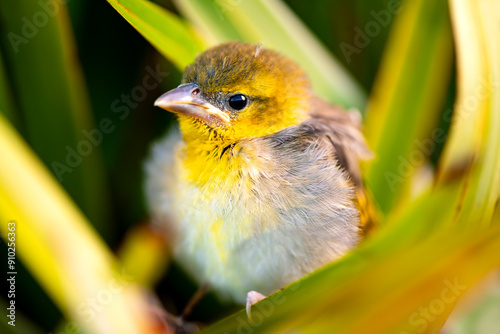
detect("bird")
[144,41,374,315]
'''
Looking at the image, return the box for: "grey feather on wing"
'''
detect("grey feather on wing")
[304,98,372,186]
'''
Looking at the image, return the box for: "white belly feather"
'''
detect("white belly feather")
[144,129,360,303]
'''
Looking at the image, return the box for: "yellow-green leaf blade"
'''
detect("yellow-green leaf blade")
[437,0,500,227]
[171,0,244,43]
[0,113,158,334]
[0,0,109,234]
[363,0,453,215]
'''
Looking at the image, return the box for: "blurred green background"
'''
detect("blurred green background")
[2,0,499,333]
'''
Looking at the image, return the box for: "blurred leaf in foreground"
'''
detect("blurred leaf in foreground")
[0,0,109,235]
[0,113,166,333]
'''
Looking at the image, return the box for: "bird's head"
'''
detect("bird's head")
[155,42,312,142]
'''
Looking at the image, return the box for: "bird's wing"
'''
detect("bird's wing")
[307,97,372,187]
[307,97,378,235]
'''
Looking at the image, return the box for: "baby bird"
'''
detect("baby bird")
[145,42,373,312]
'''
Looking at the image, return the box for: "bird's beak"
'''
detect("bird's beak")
[154,83,230,127]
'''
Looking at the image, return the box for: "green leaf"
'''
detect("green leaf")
[174,0,366,109]
[170,0,244,43]
[0,113,157,333]
[436,0,500,228]
[362,0,454,215]
[0,0,109,235]
[106,0,205,71]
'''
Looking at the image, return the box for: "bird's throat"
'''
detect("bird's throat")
[180,130,245,191]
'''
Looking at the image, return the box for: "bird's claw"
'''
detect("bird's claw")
[246,291,267,318]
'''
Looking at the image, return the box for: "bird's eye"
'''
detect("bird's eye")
[228,94,248,111]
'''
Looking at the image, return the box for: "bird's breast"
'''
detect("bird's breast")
[144,127,361,301]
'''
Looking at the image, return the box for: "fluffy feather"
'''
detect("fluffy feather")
[144,42,372,303]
